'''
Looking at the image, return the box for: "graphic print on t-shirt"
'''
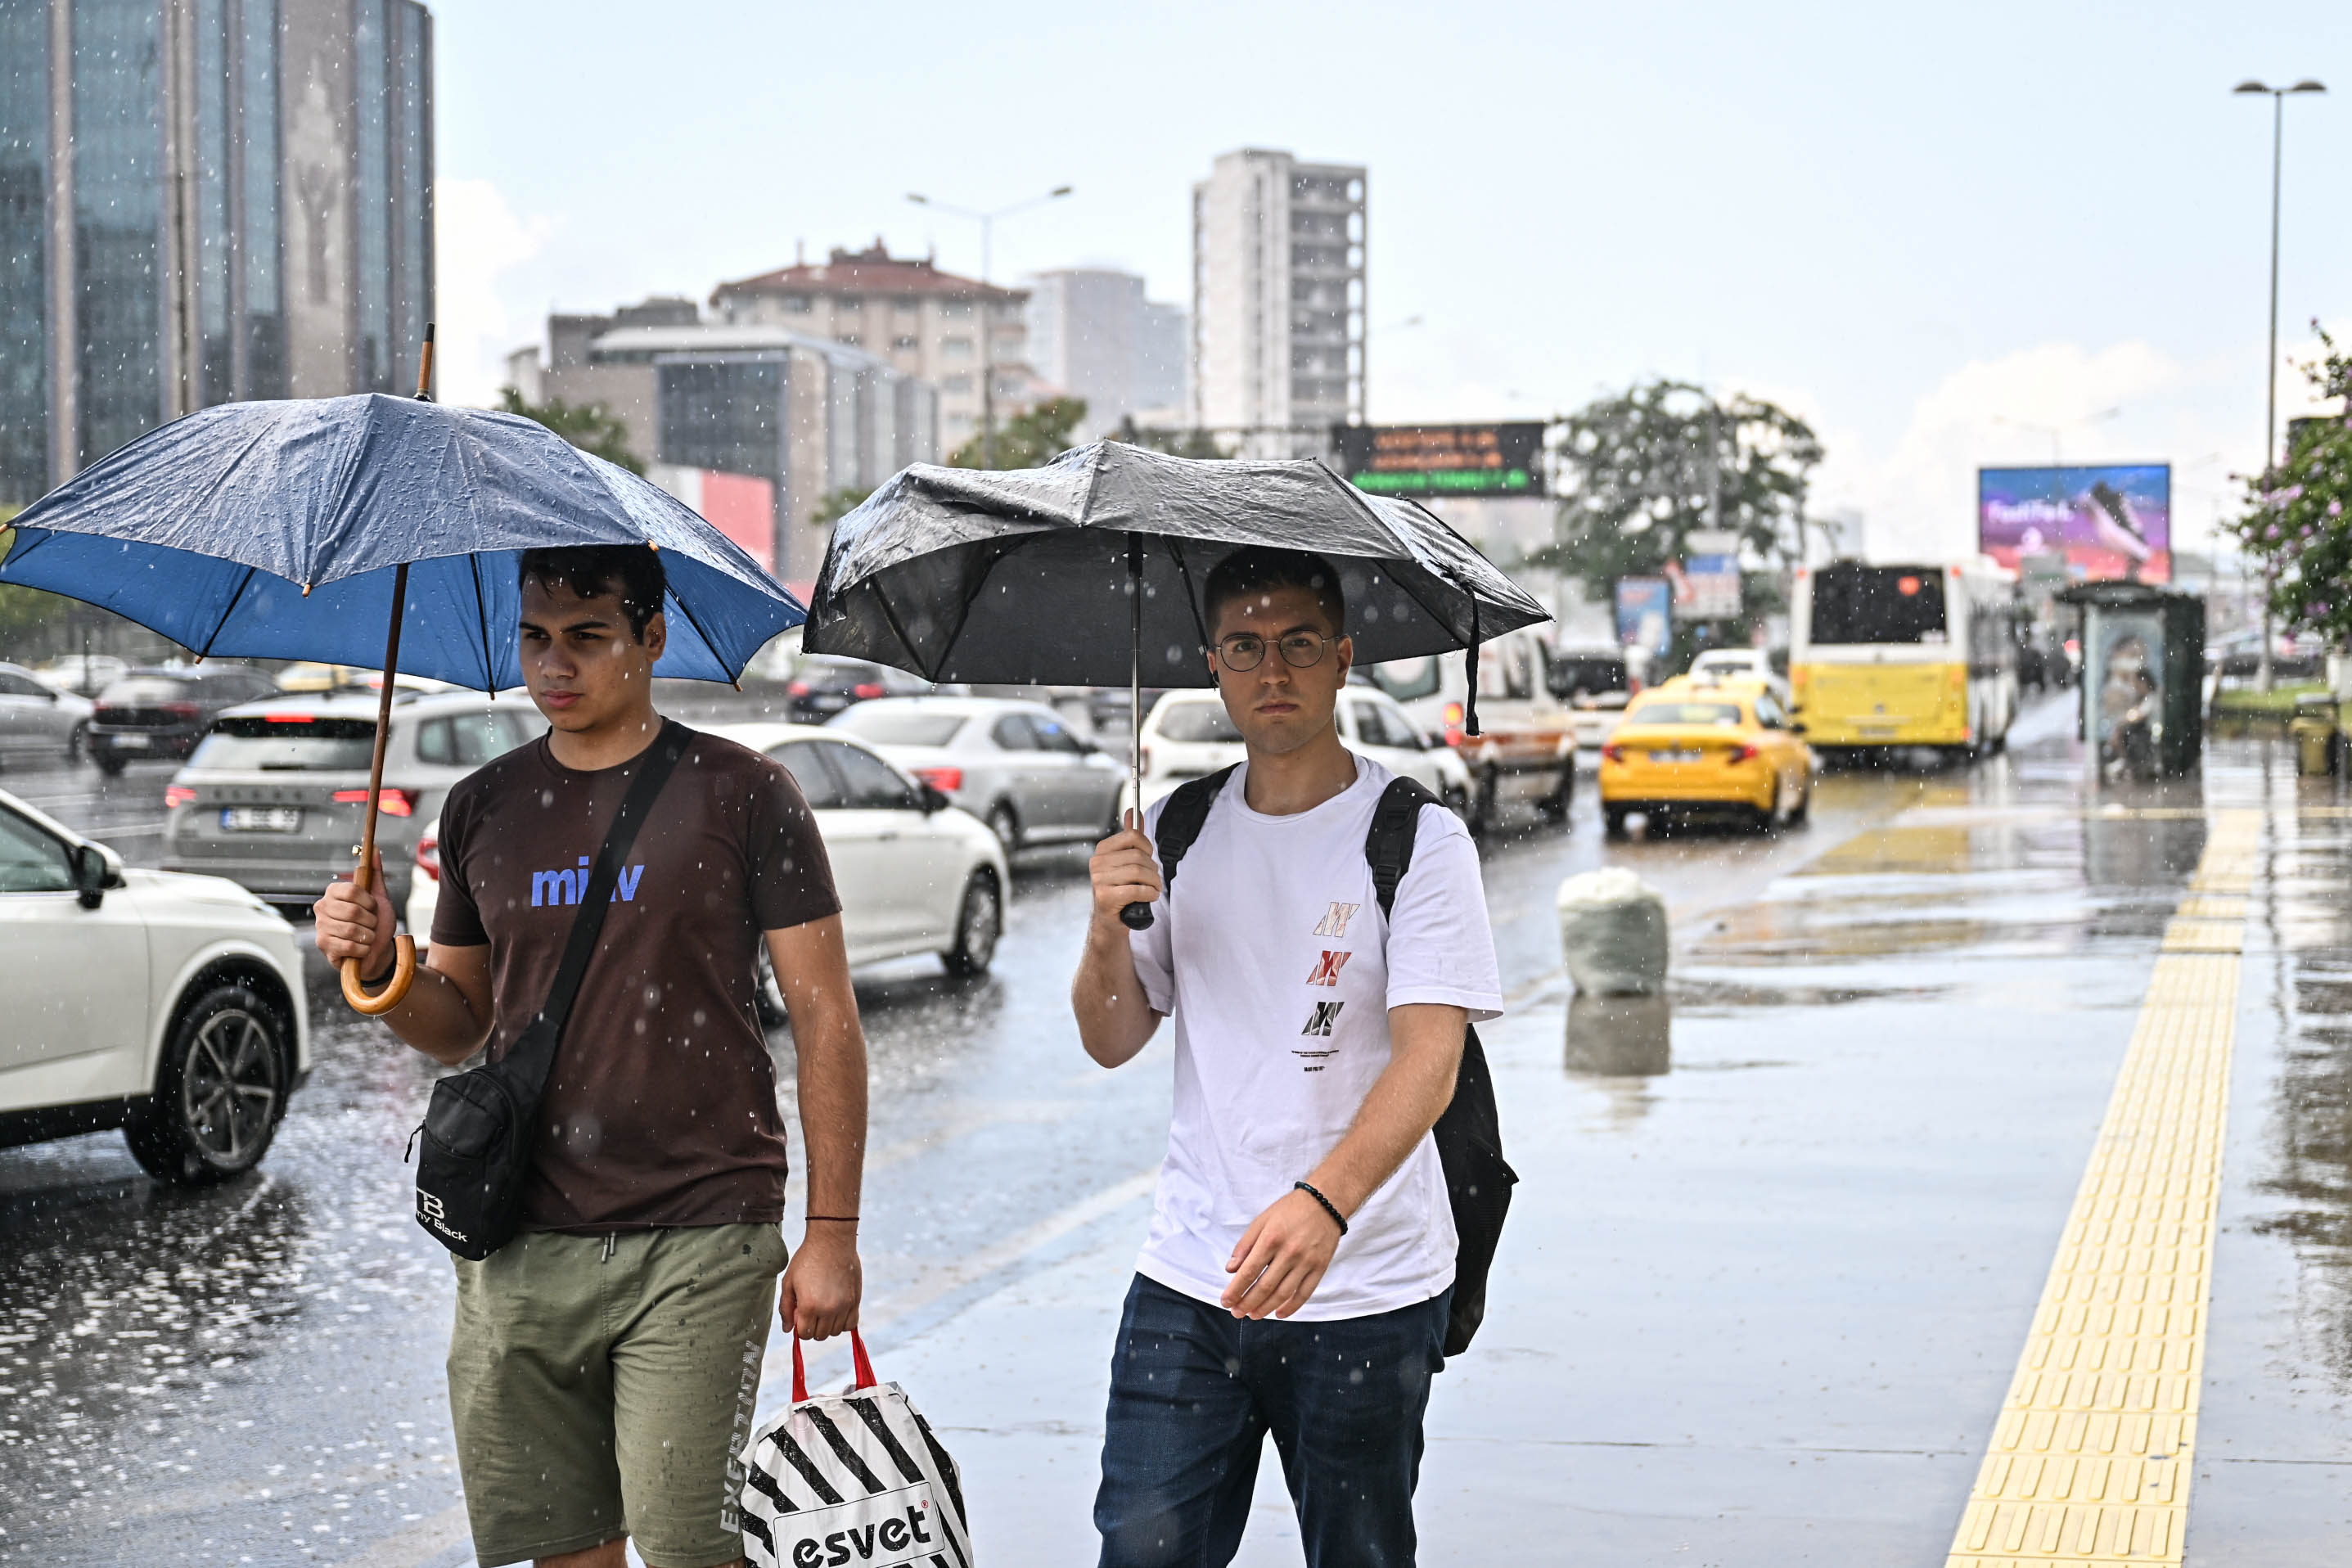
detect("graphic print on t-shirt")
[1312,902,1360,938]
[1305,950,1351,987]
[528,854,648,907]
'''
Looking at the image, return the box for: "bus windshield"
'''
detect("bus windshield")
[1809,565,1949,645]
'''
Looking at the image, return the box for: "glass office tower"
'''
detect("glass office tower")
[0,0,432,505]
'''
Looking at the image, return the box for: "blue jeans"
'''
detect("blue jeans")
[1095,1273,1449,1568]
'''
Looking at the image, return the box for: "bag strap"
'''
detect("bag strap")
[1365,775,1440,917]
[1151,762,1240,899]
[502,719,692,1084]
[791,1330,879,1404]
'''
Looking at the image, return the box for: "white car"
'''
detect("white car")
[1124,687,1473,817]
[0,787,311,1183]
[408,724,1010,1020]
[1688,649,1791,704]
[828,696,1127,852]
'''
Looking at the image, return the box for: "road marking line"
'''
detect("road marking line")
[1946,810,2259,1567]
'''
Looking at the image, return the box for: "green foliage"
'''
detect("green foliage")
[809,487,874,528]
[948,397,1088,470]
[1527,379,1820,663]
[0,503,69,652]
[2228,328,2352,647]
[1111,420,1228,460]
[497,388,644,475]
[1536,380,1822,586]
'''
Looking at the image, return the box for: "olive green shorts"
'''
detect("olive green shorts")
[448,1223,788,1568]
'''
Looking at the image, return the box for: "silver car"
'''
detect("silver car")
[162,689,547,910]
[0,661,94,765]
[828,696,1126,851]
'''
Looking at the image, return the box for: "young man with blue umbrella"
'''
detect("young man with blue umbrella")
[316,544,867,1568]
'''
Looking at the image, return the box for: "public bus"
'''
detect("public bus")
[1789,558,2020,758]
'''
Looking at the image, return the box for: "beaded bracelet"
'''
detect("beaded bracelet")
[1293,1180,1348,1237]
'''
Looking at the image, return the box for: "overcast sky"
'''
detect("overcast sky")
[430,0,2349,560]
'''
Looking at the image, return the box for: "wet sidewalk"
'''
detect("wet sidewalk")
[831,742,2352,1566]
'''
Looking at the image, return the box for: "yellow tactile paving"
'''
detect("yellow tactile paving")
[1947,812,2259,1566]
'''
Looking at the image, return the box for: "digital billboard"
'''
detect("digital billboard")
[1977,465,2170,583]
[1336,423,1548,496]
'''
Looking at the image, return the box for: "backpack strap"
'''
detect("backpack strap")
[1151,763,1241,900]
[1365,775,1441,917]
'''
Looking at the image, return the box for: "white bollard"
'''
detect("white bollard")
[1555,867,1669,997]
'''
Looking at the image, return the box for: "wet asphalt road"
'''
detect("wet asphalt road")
[3,692,2349,1563]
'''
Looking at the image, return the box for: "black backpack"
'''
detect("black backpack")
[1148,764,1516,1357]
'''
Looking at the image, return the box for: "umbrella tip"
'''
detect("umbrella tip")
[647,540,660,552]
[301,583,313,597]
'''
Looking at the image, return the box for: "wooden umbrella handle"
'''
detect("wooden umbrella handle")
[341,937,417,1014]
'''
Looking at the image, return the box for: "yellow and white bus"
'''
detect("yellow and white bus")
[1790,558,2019,757]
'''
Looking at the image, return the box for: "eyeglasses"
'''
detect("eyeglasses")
[1213,631,1334,673]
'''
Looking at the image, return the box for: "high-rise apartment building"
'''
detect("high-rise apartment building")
[709,241,1032,452]
[0,0,434,506]
[1190,148,1363,457]
[1023,267,1186,440]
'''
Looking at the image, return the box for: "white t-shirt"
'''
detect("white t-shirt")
[1128,754,1504,1320]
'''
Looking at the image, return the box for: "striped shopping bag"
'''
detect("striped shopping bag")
[740,1332,973,1568]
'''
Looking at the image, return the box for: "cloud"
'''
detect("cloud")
[432,179,552,408]
[1811,327,2346,565]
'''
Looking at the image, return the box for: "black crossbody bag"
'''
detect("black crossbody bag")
[410,721,690,1261]
[1150,764,1517,1357]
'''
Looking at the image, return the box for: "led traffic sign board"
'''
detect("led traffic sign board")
[1336,422,1548,497]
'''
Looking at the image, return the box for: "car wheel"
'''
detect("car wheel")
[124,984,289,1185]
[753,944,789,1026]
[1603,805,1631,838]
[67,721,88,763]
[1467,767,1500,836]
[1788,780,1811,826]
[93,750,126,777]
[942,869,1003,978]
[985,802,1021,854]
[1537,759,1574,825]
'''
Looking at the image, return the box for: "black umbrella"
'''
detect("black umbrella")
[804,441,1551,926]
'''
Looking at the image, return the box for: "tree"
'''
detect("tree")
[809,487,874,528]
[948,396,1088,471]
[1531,379,1823,662]
[1111,418,1228,460]
[2228,327,2352,647]
[497,388,644,475]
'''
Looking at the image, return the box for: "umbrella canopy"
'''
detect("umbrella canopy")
[803,441,1548,687]
[0,394,804,689]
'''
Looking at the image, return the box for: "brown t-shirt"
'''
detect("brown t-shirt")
[430,723,839,1232]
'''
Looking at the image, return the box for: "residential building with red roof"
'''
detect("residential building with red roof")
[710,241,1043,449]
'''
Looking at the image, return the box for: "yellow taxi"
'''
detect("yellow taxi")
[1598,676,1814,835]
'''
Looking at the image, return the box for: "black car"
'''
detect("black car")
[782,656,934,724]
[88,666,281,774]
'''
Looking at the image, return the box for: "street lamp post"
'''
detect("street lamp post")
[907,185,1073,469]
[2233,77,2326,693]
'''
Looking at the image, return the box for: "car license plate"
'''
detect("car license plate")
[1859,723,1899,739]
[1649,749,1705,764]
[222,807,303,833]
[113,733,149,749]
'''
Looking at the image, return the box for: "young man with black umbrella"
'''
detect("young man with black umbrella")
[1073,545,1504,1567]
[315,544,867,1568]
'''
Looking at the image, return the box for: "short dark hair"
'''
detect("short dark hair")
[518,545,667,641]
[1201,546,1346,638]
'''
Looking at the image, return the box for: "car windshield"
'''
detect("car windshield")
[1155,702,1242,743]
[1626,701,1744,728]
[1809,565,1949,645]
[97,676,193,705]
[1547,655,1628,698]
[795,661,883,692]
[835,709,966,746]
[189,715,379,770]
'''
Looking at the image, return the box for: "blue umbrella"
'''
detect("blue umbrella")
[0,356,804,1012]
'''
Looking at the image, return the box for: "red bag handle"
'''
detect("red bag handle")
[791,1331,878,1404]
